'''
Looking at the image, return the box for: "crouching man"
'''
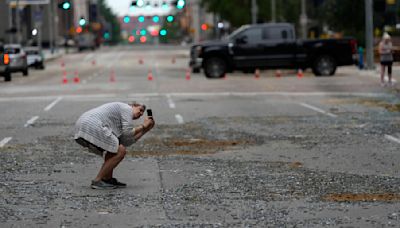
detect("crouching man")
[74,102,155,189]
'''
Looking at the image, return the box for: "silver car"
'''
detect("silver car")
[4,44,29,76]
[25,46,45,69]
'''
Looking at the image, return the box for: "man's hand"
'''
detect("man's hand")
[143,117,155,130]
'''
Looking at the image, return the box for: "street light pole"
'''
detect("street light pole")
[365,0,374,69]
[251,0,258,24]
[271,0,276,23]
[300,0,307,39]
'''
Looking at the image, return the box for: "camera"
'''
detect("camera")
[147,109,153,117]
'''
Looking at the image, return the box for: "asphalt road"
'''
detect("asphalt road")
[0,45,400,227]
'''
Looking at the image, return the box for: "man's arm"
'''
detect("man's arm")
[133,117,155,141]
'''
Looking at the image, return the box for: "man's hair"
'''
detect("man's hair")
[129,101,146,111]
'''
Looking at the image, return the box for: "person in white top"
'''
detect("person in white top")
[378,33,394,86]
[74,102,155,189]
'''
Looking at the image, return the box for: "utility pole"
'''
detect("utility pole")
[53,0,59,53]
[271,0,276,22]
[300,0,308,39]
[16,0,21,44]
[8,5,13,43]
[192,0,200,43]
[251,0,258,24]
[365,0,374,69]
[48,2,54,53]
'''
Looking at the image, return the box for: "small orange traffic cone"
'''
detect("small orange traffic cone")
[92,60,96,66]
[172,57,176,64]
[73,70,80,83]
[110,69,116,82]
[297,69,304,78]
[275,70,282,78]
[254,69,260,79]
[185,68,191,80]
[223,73,227,80]
[139,58,144,65]
[61,59,65,68]
[147,70,153,81]
[62,70,68,84]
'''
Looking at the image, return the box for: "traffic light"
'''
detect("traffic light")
[161,1,169,10]
[140,29,147,36]
[123,16,130,23]
[79,17,86,26]
[160,29,167,36]
[152,16,160,23]
[166,15,174,23]
[136,0,144,7]
[58,1,71,10]
[176,0,185,9]
[138,15,145,23]
[103,31,110,40]
[201,23,208,31]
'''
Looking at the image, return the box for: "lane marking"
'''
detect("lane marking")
[0,92,393,102]
[166,94,176,109]
[44,97,63,111]
[385,134,400,144]
[0,137,12,147]
[24,116,39,127]
[300,103,337,118]
[175,114,184,124]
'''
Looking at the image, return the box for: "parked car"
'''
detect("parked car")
[25,46,45,69]
[4,44,29,76]
[190,23,358,78]
[0,43,11,81]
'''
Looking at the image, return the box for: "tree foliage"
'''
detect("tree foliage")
[97,0,121,44]
[200,0,368,44]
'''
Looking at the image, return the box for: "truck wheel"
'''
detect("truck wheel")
[204,57,226,78]
[4,72,11,82]
[192,67,201,73]
[23,68,29,76]
[312,55,336,76]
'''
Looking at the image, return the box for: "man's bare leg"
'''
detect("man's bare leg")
[94,145,126,182]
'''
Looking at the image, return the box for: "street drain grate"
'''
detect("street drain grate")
[127,138,255,157]
[323,193,400,202]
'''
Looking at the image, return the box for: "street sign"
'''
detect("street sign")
[7,0,49,6]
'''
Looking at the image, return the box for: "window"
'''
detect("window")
[239,27,263,43]
[263,27,293,40]
[6,48,20,54]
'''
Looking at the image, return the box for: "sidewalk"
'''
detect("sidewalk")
[338,64,400,89]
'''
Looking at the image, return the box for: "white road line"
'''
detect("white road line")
[44,97,63,111]
[385,134,400,144]
[300,103,337,118]
[0,92,393,102]
[175,114,184,124]
[0,137,12,147]
[166,94,176,109]
[24,116,39,127]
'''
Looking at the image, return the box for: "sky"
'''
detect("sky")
[105,0,173,17]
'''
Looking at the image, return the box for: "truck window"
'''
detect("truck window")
[263,27,293,40]
[238,28,263,44]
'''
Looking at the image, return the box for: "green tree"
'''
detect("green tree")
[97,0,121,44]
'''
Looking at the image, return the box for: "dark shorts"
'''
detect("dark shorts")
[381,61,393,66]
[75,137,105,157]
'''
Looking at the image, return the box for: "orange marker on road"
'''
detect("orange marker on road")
[147,69,153,81]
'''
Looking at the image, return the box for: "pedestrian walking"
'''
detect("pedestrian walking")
[379,32,394,87]
[74,102,155,189]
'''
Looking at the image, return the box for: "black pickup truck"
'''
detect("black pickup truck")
[0,43,11,82]
[190,23,358,78]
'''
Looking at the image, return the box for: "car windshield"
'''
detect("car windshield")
[225,25,251,41]
[26,50,39,55]
[6,48,20,54]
